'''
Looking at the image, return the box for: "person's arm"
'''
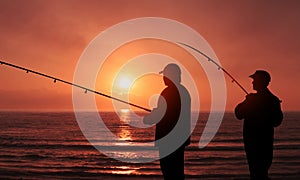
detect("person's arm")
[272,99,283,127]
[234,93,254,120]
[143,95,167,125]
[235,102,246,120]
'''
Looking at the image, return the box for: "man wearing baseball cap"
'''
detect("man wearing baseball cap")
[143,63,191,180]
[235,70,283,180]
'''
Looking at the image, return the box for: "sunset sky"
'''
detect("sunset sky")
[0,0,299,111]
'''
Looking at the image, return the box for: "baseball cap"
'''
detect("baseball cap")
[249,70,271,83]
[159,63,181,76]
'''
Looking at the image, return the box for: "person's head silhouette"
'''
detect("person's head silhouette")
[249,70,271,91]
[159,63,181,86]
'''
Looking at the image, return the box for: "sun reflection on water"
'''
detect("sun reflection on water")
[115,111,133,146]
[106,110,158,162]
[118,128,132,141]
[111,166,139,175]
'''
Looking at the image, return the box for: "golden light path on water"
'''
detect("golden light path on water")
[111,166,139,175]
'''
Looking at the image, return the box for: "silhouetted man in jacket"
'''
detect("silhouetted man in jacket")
[143,63,191,180]
[235,70,283,180]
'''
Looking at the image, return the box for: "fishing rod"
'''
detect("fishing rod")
[0,60,151,112]
[177,42,249,95]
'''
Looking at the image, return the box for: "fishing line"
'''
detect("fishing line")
[0,60,151,112]
[1,43,246,112]
[177,42,249,95]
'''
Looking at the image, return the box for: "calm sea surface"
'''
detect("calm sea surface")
[0,111,299,179]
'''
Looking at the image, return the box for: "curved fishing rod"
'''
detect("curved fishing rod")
[0,60,151,112]
[177,42,249,95]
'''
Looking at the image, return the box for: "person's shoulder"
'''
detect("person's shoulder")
[178,84,191,96]
[161,87,169,95]
[178,84,188,91]
[161,86,175,97]
[267,90,282,103]
[252,90,282,104]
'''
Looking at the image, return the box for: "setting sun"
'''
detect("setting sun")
[0,1,299,179]
[118,76,132,89]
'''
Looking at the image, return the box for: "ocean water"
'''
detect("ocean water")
[0,111,299,179]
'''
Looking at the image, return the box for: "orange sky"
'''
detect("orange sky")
[0,0,299,111]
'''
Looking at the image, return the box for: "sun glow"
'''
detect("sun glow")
[118,77,132,89]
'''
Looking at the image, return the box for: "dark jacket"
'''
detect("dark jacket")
[235,90,283,126]
[143,82,191,148]
[155,83,191,147]
[235,89,283,179]
[235,89,283,144]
